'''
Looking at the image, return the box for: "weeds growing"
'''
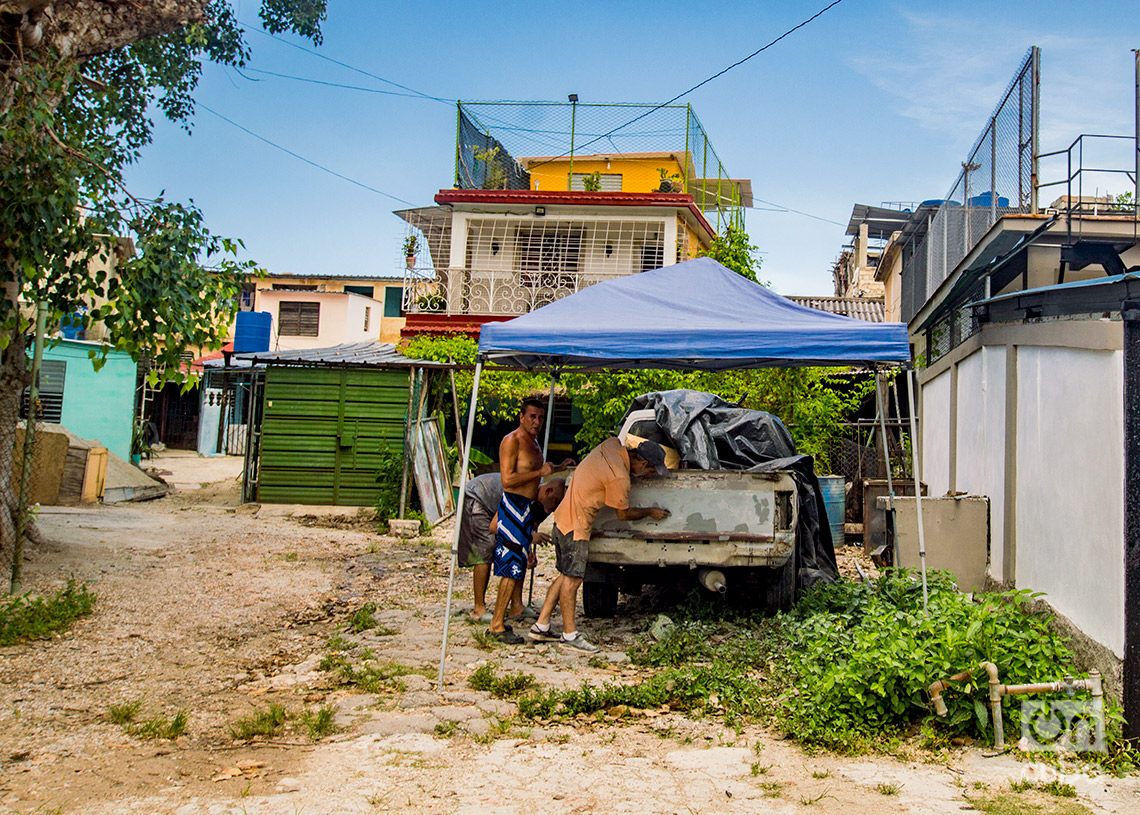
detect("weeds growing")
[0,580,95,645]
[468,663,536,698]
[107,699,188,740]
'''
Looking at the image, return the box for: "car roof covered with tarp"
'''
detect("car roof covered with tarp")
[478,257,910,371]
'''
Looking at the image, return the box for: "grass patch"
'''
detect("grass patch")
[0,580,95,645]
[471,628,498,652]
[107,699,187,740]
[298,705,337,740]
[132,710,189,740]
[317,636,431,694]
[876,782,903,796]
[107,698,143,726]
[965,792,1092,815]
[349,602,378,633]
[230,703,290,740]
[468,663,536,698]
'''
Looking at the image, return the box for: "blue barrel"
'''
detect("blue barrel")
[234,310,272,353]
[817,475,846,546]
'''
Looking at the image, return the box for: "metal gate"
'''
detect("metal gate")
[255,366,410,505]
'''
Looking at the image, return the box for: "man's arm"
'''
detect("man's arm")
[616,506,669,521]
[499,433,550,491]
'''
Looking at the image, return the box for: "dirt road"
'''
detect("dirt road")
[0,451,1135,814]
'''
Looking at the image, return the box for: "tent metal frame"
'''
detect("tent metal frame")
[437,358,927,689]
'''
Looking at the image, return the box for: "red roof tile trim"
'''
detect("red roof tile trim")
[434,189,715,238]
[401,313,512,339]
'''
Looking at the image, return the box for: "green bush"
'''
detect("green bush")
[770,570,1078,751]
[0,580,95,645]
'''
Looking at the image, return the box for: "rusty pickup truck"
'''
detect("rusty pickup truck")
[580,469,798,616]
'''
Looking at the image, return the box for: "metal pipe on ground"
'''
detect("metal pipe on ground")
[934,662,1105,752]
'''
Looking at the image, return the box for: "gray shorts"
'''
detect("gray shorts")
[457,497,495,567]
[553,523,589,579]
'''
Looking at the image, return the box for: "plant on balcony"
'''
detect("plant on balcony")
[582,171,602,192]
[402,235,419,268]
[656,167,682,193]
[473,146,506,190]
[415,292,445,312]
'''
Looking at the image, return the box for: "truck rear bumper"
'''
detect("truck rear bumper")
[588,535,794,569]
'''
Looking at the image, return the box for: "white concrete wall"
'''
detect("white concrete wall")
[1015,346,1124,657]
[954,347,1006,578]
[261,291,381,351]
[921,369,952,497]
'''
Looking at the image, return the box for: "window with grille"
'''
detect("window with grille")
[363,306,371,332]
[278,301,320,336]
[570,173,622,191]
[515,226,582,289]
[21,359,66,423]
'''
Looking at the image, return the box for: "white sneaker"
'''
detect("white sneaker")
[559,635,599,654]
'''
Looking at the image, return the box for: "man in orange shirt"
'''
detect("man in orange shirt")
[529,437,670,653]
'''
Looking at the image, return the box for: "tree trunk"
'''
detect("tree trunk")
[0,327,31,577]
[1,1,210,69]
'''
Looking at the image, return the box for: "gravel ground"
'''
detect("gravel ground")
[0,451,1136,814]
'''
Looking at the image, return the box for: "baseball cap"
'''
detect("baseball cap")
[633,440,670,476]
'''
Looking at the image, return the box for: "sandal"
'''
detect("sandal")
[487,628,525,645]
[527,624,559,643]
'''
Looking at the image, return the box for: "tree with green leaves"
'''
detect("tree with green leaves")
[0,1,327,583]
[698,224,761,283]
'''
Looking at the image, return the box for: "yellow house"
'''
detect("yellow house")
[394,101,752,337]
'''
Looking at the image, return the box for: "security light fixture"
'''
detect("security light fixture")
[535,206,546,217]
[568,93,578,103]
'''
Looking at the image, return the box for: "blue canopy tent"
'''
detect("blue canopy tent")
[437,259,924,685]
[478,258,910,371]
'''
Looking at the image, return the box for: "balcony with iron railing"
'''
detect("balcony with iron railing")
[401,214,686,317]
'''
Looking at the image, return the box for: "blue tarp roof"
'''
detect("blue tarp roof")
[478,258,911,371]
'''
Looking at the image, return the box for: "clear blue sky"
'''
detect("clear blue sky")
[123,0,1139,297]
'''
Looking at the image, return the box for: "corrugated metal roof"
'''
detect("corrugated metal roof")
[238,341,431,368]
[786,296,886,323]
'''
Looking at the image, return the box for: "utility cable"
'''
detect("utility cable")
[198,103,418,206]
[235,66,437,99]
[527,0,846,170]
[749,198,845,227]
[237,20,451,104]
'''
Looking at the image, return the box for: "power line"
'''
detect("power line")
[197,103,418,207]
[749,198,846,227]
[237,20,451,104]
[527,0,847,170]
[236,66,438,99]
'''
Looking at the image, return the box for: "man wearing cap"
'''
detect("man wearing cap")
[529,437,670,653]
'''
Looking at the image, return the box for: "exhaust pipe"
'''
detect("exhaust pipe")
[698,569,726,594]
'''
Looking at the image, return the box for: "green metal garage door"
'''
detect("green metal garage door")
[257,366,410,505]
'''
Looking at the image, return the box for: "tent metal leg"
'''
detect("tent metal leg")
[438,361,483,690]
[906,367,929,612]
[530,373,558,605]
[875,371,899,564]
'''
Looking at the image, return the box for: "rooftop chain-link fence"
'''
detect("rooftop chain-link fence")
[454,101,745,232]
[900,47,1039,325]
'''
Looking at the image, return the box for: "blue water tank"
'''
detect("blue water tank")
[817,475,846,547]
[233,311,272,353]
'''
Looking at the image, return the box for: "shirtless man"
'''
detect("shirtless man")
[487,398,574,644]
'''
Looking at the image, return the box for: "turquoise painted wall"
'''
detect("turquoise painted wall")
[42,340,137,460]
